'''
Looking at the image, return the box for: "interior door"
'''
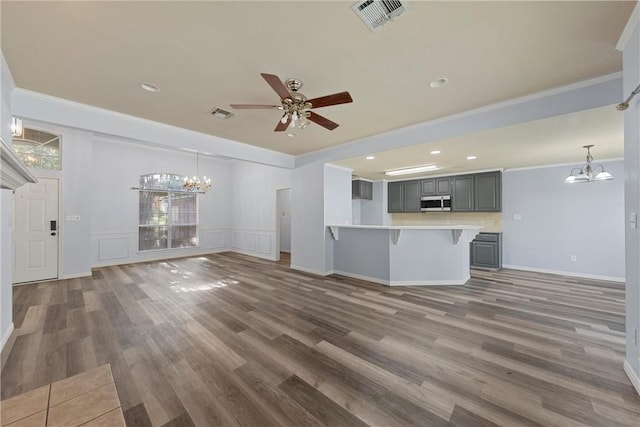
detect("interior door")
[13,178,59,283]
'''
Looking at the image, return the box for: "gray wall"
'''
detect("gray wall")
[623,21,640,390]
[503,160,625,280]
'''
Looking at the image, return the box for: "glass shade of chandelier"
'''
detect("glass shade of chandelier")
[564,145,613,183]
[183,153,212,192]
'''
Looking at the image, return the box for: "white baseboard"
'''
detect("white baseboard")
[230,249,277,261]
[624,359,640,397]
[92,248,228,268]
[331,270,470,286]
[1,323,14,353]
[62,272,92,280]
[502,264,625,283]
[289,264,332,276]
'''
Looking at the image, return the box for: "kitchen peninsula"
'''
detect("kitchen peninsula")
[328,225,482,286]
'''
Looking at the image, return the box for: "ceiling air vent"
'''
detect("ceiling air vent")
[352,0,409,32]
[210,108,234,119]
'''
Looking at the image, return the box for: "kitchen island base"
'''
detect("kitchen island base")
[328,225,482,286]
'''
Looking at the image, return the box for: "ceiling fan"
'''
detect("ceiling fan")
[230,73,353,132]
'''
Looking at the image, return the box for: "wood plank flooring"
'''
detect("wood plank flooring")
[1,252,638,426]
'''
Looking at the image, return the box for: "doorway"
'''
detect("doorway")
[13,177,59,283]
[276,188,291,264]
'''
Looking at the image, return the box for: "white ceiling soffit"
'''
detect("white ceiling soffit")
[334,105,624,181]
[0,1,634,157]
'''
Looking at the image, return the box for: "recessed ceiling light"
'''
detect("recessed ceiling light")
[467,155,477,160]
[366,156,375,160]
[287,133,296,137]
[430,78,448,88]
[385,164,439,176]
[430,150,441,155]
[140,82,160,92]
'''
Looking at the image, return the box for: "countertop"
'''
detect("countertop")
[327,224,483,230]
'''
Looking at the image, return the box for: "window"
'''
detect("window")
[12,128,61,170]
[138,173,198,251]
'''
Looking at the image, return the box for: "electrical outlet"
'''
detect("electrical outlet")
[570,255,577,262]
[513,213,522,221]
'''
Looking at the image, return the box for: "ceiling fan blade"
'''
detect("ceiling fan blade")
[230,104,280,109]
[307,91,353,109]
[274,116,292,132]
[308,111,339,130]
[261,73,291,100]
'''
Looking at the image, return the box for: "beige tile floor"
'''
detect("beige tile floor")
[0,365,125,427]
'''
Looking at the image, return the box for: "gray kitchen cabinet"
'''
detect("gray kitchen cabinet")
[436,178,451,195]
[451,175,474,211]
[352,180,373,200]
[403,180,422,212]
[421,177,450,196]
[474,171,501,211]
[421,179,436,196]
[470,233,502,270]
[388,182,404,212]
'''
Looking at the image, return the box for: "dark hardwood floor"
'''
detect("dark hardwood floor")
[1,252,638,426]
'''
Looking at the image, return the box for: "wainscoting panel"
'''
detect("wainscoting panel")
[202,230,225,249]
[98,237,129,261]
[256,234,272,254]
[232,231,257,252]
[230,229,276,260]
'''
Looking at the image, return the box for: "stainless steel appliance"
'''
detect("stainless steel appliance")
[420,195,451,212]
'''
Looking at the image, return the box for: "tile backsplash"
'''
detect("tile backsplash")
[392,212,502,232]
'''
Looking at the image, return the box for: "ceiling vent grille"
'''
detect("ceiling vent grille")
[352,0,409,31]
[210,108,234,119]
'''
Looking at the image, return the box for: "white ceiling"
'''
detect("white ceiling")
[0,1,633,171]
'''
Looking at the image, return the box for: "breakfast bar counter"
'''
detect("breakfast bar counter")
[327,224,482,286]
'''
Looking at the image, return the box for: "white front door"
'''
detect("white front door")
[13,178,59,283]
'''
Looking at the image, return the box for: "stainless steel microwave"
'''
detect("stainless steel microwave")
[420,195,451,212]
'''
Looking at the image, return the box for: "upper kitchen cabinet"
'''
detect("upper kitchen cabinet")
[474,171,501,212]
[352,179,373,200]
[403,180,422,212]
[421,178,450,196]
[451,175,474,211]
[388,181,404,212]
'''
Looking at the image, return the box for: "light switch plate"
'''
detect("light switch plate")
[513,213,522,221]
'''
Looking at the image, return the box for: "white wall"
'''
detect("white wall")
[323,164,352,273]
[622,12,640,393]
[0,51,16,349]
[229,160,291,260]
[361,180,392,226]
[291,161,325,274]
[502,161,625,280]
[91,136,233,267]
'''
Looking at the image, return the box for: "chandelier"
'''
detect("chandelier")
[183,153,212,192]
[565,145,613,183]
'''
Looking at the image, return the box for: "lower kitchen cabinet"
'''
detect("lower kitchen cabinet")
[470,233,502,270]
